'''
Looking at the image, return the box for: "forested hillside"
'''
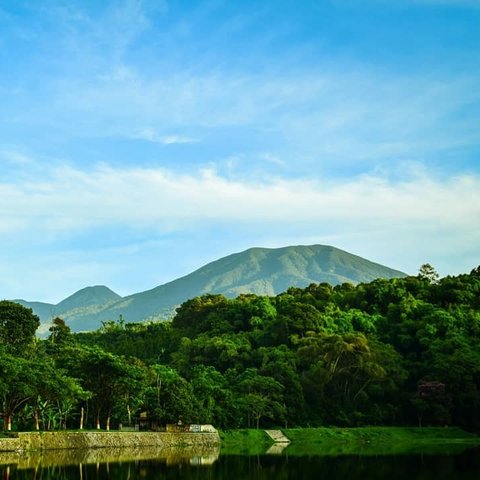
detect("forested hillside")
[1,265,479,432]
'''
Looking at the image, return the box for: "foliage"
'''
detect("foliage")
[0,301,40,355]
[2,264,480,431]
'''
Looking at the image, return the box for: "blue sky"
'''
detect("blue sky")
[1,0,479,303]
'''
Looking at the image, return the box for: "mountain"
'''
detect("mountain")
[55,285,122,312]
[14,245,407,333]
[14,286,122,335]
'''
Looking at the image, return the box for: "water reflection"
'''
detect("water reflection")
[0,444,220,478]
[265,442,289,455]
[1,444,479,479]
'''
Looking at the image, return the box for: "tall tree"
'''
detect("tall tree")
[235,368,285,429]
[0,353,37,430]
[48,317,73,346]
[0,301,40,355]
[144,364,196,426]
[418,264,440,284]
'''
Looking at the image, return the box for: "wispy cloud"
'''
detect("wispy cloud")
[1,163,478,234]
[2,1,479,176]
[133,128,199,145]
[1,150,35,166]
[259,153,286,167]
[11,55,479,173]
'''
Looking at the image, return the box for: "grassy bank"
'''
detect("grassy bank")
[285,426,477,443]
[220,427,480,456]
[219,429,273,455]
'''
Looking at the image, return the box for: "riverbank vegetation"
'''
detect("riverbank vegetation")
[1,265,479,432]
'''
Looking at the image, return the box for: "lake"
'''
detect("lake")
[1,443,479,479]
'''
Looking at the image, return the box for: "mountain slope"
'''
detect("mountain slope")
[64,245,406,331]
[15,245,407,332]
[16,286,123,335]
[12,300,56,323]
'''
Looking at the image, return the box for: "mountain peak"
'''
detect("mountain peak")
[16,245,406,332]
[56,285,122,311]
[184,244,406,297]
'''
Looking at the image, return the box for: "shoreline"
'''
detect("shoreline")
[219,426,480,456]
[0,426,477,454]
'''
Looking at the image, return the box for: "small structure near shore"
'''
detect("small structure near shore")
[135,411,218,434]
[166,424,217,434]
[264,430,290,443]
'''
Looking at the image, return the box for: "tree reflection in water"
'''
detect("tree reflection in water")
[1,446,480,479]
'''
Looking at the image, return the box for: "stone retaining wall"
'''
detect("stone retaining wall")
[0,431,220,452]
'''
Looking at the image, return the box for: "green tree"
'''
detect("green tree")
[297,332,393,425]
[0,301,40,355]
[65,346,146,430]
[418,263,440,284]
[0,353,37,430]
[235,368,285,428]
[32,356,88,430]
[172,294,230,337]
[48,317,73,346]
[172,333,252,374]
[144,364,196,425]
[190,365,234,427]
[256,345,305,426]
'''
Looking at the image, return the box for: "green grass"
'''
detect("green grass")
[285,426,477,443]
[220,427,480,456]
[286,427,480,456]
[219,429,273,455]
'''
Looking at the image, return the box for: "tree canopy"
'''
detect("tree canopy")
[0,301,40,354]
[2,265,480,431]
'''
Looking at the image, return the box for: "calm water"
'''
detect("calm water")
[1,444,479,479]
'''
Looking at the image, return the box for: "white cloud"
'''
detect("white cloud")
[1,163,478,301]
[259,153,286,167]
[36,62,479,170]
[3,0,479,171]
[159,135,199,145]
[1,163,478,234]
[1,150,35,166]
[133,128,199,145]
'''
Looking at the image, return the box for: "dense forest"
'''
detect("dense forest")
[1,264,479,432]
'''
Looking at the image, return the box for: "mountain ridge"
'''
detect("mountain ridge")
[12,245,407,333]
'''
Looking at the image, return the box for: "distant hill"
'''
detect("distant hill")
[55,285,122,312]
[14,286,122,335]
[14,245,407,333]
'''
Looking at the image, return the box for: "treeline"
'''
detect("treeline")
[1,264,480,431]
